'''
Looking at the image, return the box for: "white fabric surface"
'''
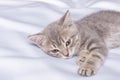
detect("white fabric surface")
[0,0,120,80]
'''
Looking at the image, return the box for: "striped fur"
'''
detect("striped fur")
[28,10,120,76]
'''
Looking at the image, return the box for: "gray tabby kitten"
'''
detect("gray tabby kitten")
[28,10,120,76]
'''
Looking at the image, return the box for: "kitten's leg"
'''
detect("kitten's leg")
[77,45,108,76]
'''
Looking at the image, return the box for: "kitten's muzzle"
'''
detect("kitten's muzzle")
[63,53,69,57]
[61,49,70,57]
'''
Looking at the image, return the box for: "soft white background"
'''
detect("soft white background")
[0,0,120,80]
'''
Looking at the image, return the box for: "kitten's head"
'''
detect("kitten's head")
[28,10,79,58]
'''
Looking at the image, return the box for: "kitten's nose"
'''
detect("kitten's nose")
[64,53,69,56]
[62,49,69,57]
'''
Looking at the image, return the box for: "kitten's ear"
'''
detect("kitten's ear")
[28,33,46,46]
[59,10,72,25]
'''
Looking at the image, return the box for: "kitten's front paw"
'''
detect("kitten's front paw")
[78,66,97,76]
[77,56,86,65]
[77,50,89,65]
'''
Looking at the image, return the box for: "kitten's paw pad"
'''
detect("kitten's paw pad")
[78,67,96,76]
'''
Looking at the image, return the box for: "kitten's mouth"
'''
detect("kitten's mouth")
[62,56,71,59]
[62,55,73,59]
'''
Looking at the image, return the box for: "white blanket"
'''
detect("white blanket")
[0,0,120,80]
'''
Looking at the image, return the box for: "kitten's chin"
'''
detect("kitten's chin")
[62,55,73,59]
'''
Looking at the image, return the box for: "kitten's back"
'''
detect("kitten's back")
[77,11,120,49]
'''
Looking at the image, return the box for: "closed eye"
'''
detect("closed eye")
[51,49,59,53]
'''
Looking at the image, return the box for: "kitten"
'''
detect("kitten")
[28,10,120,76]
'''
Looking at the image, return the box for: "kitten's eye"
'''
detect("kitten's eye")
[66,39,71,46]
[51,49,59,53]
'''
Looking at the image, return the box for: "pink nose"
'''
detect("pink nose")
[62,49,69,56]
[64,53,69,56]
